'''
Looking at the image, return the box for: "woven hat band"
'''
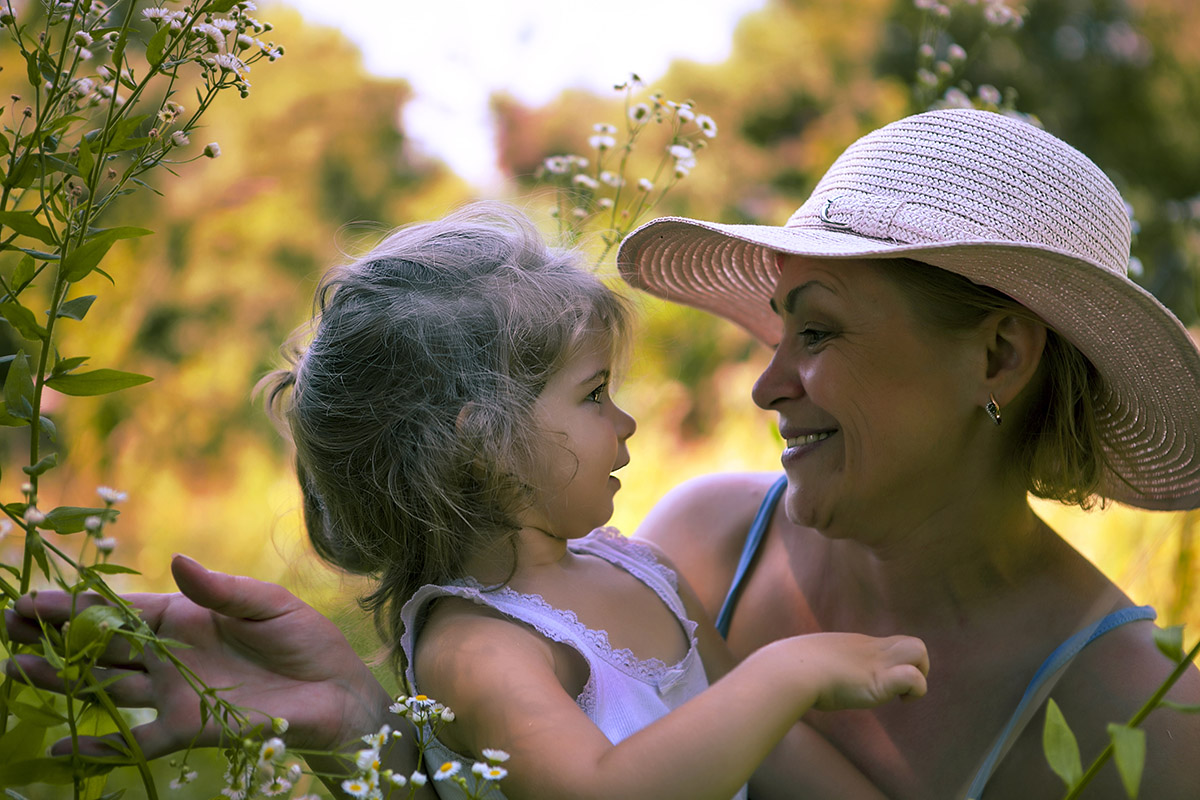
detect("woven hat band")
[779,112,1133,279]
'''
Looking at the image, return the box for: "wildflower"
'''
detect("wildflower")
[593,122,617,134]
[941,87,972,108]
[588,134,616,151]
[258,737,286,766]
[482,749,510,763]
[599,171,623,187]
[203,142,222,159]
[571,207,588,219]
[171,131,190,147]
[211,18,238,31]
[143,7,173,22]
[169,769,198,789]
[74,31,93,47]
[572,174,599,190]
[637,178,654,192]
[543,155,570,175]
[0,519,12,540]
[918,43,935,61]
[916,68,939,87]
[384,770,407,787]
[340,778,372,799]
[410,771,428,786]
[207,54,250,77]
[97,486,127,504]
[361,724,391,749]
[948,43,967,62]
[984,3,1013,26]
[433,761,461,781]
[355,748,381,772]
[24,507,46,526]
[193,23,224,48]
[272,717,289,734]
[696,114,718,138]
[668,144,694,161]
[94,537,117,554]
[914,0,937,8]
[479,765,508,781]
[597,198,614,210]
[977,84,1002,105]
[236,33,256,50]
[629,103,651,123]
[261,776,292,796]
[286,763,302,783]
[676,105,695,122]
[21,482,34,496]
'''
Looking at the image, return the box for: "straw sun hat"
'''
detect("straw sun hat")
[617,108,1200,511]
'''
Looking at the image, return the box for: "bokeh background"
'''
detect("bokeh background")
[2,0,1199,791]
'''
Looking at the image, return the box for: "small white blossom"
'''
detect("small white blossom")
[482,749,510,763]
[142,7,172,21]
[543,155,570,174]
[597,198,614,210]
[171,131,190,147]
[480,765,508,781]
[94,537,117,554]
[385,770,407,787]
[948,43,967,62]
[668,144,694,161]
[409,771,428,787]
[977,84,1002,105]
[676,105,695,122]
[21,482,34,495]
[260,776,292,796]
[433,761,461,781]
[211,18,238,31]
[941,87,972,108]
[355,748,381,772]
[97,486,127,504]
[572,174,599,190]
[599,171,623,187]
[203,142,222,159]
[984,3,1013,26]
[637,178,654,192]
[592,122,617,134]
[258,737,286,766]
[340,778,372,799]
[169,769,198,789]
[361,724,391,749]
[696,114,718,138]
[272,717,289,734]
[286,763,302,783]
[588,134,616,151]
[24,507,46,526]
[629,103,651,122]
[73,31,93,47]
[918,43,936,60]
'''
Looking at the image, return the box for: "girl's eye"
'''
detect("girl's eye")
[586,383,607,404]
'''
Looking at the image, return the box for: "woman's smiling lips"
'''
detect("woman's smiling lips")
[780,428,837,460]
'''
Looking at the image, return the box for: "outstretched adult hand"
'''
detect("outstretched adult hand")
[5,554,393,760]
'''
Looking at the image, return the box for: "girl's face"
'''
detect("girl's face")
[524,336,637,540]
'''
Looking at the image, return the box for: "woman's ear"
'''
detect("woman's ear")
[983,313,1048,406]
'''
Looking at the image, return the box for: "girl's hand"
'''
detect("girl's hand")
[4,554,393,759]
[779,632,930,711]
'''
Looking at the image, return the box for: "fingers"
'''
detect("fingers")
[49,719,192,762]
[5,654,156,706]
[172,553,301,621]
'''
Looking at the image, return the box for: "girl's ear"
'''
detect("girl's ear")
[982,312,1048,407]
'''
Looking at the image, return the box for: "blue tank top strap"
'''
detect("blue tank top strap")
[963,605,1157,799]
[716,474,788,639]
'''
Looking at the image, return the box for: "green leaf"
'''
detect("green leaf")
[0,301,48,340]
[0,756,114,786]
[106,113,151,152]
[55,294,97,321]
[146,24,171,66]
[23,51,38,87]
[66,604,128,654]
[13,254,36,288]
[208,0,241,11]
[1042,698,1082,789]
[46,368,152,396]
[1107,723,1146,798]
[0,721,48,772]
[0,133,9,157]
[39,414,57,441]
[0,211,56,245]
[21,452,57,477]
[41,505,117,534]
[6,698,67,727]
[77,131,95,179]
[110,31,126,69]
[51,355,90,376]
[86,563,141,576]
[1153,625,1185,662]
[61,227,152,282]
[3,350,34,420]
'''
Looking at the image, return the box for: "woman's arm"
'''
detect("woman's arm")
[414,601,928,800]
[5,555,434,797]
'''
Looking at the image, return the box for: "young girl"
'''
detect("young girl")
[261,203,929,799]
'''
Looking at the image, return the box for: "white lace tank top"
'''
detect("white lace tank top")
[398,527,748,800]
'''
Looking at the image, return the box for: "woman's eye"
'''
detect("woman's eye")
[800,328,832,346]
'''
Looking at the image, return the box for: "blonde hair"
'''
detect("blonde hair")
[260,203,632,668]
[878,258,1107,508]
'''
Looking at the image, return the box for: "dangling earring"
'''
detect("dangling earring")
[985,393,1002,426]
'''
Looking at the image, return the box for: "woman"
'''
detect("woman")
[617,108,1200,798]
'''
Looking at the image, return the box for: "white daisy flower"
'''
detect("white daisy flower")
[572,174,599,190]
[94,537,117,554]
[588,134,616,151]
[171,131,189,147]
[629,103,651,122]
[97,486,127,504]
[696,114,718,138]
[169,769,198,789]
[24,507,46,525]
[258,737,286,766]
[482,749,510,763]
[592,122,617,134]
[355,748,381,772]
[260,776,292,796]
[203,142,221,159]
[340,778,372,798]
[410,771,428,786]
[433,761,461,781]
[637,178,654,192]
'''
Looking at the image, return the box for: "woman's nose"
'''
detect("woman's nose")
[752,344,803,410]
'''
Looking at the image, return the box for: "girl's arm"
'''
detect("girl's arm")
[415,600,928,800]
[657,544,893,800]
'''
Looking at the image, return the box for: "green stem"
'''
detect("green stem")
[1064,638,1200,799]
[84,668,159,800]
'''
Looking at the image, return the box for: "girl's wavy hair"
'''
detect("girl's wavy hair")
[879,258,1110,508]
[260,203,632,669]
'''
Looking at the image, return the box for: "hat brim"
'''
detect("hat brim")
[619,216,1200,511]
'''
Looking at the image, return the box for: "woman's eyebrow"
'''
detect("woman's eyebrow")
[768,280,837,316]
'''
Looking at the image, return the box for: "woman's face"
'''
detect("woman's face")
[752,255,984,541]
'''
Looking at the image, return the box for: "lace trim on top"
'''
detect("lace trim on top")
[455,528,698,687]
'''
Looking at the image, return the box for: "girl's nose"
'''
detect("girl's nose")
[612,401,637,440]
